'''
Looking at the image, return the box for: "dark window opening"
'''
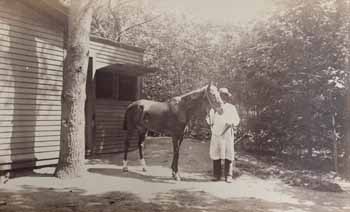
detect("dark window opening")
[118,75,137,101]
[96,71,113,99]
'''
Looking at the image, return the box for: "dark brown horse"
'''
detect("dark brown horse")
[122,82,223,180]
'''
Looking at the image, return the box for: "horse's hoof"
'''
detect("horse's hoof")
[140,159,147,172]
[172,172,181,181]
[122,167,128,172]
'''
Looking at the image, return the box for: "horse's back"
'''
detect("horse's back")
[129,99,169,114]
[126,99,176,132]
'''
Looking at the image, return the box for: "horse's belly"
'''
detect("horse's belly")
[144,120,168,133]
[141,104,185,135]
[144,118,184,136]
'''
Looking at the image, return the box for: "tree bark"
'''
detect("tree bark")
[331,115,338,173]
[344,87,350,178]
[54,0,94,179]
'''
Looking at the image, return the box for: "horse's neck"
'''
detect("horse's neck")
[177,88,205,116]
[178,87,205,99]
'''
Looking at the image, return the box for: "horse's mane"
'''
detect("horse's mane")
[166,86,208,111]
[176,86,207,99]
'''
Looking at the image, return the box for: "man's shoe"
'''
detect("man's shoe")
[225,177,232,183]
[211,176,221,182]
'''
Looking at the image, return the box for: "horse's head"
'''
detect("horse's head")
[204,82,223,113]
[174,82,223,120]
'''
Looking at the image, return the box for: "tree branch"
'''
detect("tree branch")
[108,0,122,40]
[116,14,161,41]
[117,0,139,8]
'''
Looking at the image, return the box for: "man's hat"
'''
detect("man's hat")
[219,87,232,97]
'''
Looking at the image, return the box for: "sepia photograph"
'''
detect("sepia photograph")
[0,0,350,211]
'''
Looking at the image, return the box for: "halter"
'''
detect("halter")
[204,87,218,128]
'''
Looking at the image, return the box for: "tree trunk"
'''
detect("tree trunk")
[344,67,350,178]
[331,115,338,173]
[54,0,94,179]
[344,91,350,178]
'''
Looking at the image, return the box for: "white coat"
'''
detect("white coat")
[206,103,240,160]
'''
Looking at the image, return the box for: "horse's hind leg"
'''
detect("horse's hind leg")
[123,130,133,172]
[138,130,147,172]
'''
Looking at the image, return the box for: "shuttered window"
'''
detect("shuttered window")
[95,71,137,101]
[118,75,137,101]
[95,71,114,99]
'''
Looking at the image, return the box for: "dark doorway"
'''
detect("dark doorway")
[85,57,95,155]
[118,75,137,101]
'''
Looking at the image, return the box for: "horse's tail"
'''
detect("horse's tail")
[123,102,144,131]
[123,111,128,131]
[123,104,133,130]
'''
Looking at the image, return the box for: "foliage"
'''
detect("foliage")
[230,0,348,165]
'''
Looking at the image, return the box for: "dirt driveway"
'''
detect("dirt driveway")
[1,137,350,212]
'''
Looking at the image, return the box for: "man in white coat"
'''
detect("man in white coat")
[206,88,240,183]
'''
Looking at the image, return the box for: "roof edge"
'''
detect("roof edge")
[90,36,145,53]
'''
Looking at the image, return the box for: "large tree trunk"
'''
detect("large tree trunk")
[54,0,94,179]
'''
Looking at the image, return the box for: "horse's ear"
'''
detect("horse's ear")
[207,81,212,91]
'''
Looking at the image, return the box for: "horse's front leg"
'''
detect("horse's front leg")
[171,135,183,181]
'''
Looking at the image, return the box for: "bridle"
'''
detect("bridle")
[204,87,219,111]
[204,87,220,128]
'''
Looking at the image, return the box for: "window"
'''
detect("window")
[118,75,137,101]
[95,71,113,99]
[95,70,138,101]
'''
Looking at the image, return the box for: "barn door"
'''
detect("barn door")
[85,57,95,156]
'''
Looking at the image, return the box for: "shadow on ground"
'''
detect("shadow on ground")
[0,184,324,212]
[87,167,175,184]
[0,185,164,212]
[88,166,210,184]
[86,137,212,174]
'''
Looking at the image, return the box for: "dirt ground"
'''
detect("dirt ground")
[1,137,350,212]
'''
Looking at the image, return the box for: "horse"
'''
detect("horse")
[122,82,223,180]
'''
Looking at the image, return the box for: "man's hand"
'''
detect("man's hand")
[221,123,232,136]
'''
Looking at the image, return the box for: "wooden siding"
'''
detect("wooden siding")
[0,1,146,170]
[0,1,64,170]
[90,40,143,71]
[93,100,138,154]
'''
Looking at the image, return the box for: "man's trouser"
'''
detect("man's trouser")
[213,159,232,179]
[224,159,232,179]
[213,160,222,180]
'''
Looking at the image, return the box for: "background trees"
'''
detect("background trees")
[230,0,349,173]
